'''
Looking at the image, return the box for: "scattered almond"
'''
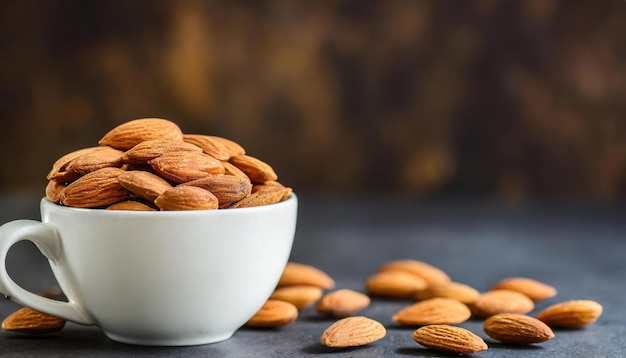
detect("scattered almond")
[412,325,488,354]
[365,270,427,299]
[492,277,557,302]
[471,290,535,318]
[154,186,219,211]
[245,299,298,328]
[413,282,480,304]
[378,259,451,287]
[393,298,471,326]
[536,300,603,329]
[270,285,323,310]
[320,316,386,348]
[483,313,555,344]
[277,262,335,290]
[317,289,371,318]
[99,118,184,150]
[2,307,66,334]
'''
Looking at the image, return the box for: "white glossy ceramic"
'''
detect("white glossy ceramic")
[0,195,297,346]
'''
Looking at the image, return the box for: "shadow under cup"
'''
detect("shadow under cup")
[0,194,298,346]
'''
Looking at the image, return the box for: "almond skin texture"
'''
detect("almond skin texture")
[228,185,291,208]
[414,282,480,304]
[60,167,129,208]
[221,161,250,179]
[317,289,371,318]
[365,271,427,299]
[183,134,232,161]
[122,139,203,164]
[393,298,471,326]
[149,152,225,183]
[2,307,66,334]
[270,285,324,309]
[536,300,603,328]
[378,259,451,287]
[277,262,335,290]
[106,200,156,211]
[99,118,184,150]
[118,170,174,201]
[229,154,278,184]
[320,316,386,348]
[492,277,557,302]
[183,175,253,207]
[483,313,555,344]
[471,290,535,318]
[413,325,488,354]
[245,299,298,328]
[65,146,124,175]
[209,135,246,157]
[154,186,219,211]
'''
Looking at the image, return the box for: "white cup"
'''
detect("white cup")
[0,195,297,346]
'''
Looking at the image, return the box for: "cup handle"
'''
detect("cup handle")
[0,220,95,325]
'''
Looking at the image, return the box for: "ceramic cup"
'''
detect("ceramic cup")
[0,195,297,346]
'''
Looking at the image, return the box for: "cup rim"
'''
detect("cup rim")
[41,193,297,217]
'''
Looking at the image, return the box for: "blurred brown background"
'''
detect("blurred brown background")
[1,0,626,200]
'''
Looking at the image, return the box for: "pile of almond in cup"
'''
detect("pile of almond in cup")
[44,118,292,211]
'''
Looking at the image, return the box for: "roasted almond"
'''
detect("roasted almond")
[122,139,203,164]
[252,182,293,201]
[412,325,488,354]
[99,118,184,150]
[209,135,245,157]
[229,154,278,184]
[106,200,156,211]
[221,161,250,179]
[365,271,427,299]
[60,167,129,208]
[277,262,335,290]
[378,259,450,287]
[413,282,480,304]
[471,290,535,318]
[492,277,557,302]
[118,170,173,201]
[393,298,471,326]
[320,316,386,348]
[536,300,603,328]
[227,187,291,208]
[154,186,219,211]
[183,134,232,161]
[484,313,555,344]
[317,289,371,318]
[149,152,225,183]
[2,307,66,334]
[245,299,298,328]
[270,285,323,309]
[45,180,66,204]
[64,146,124,175]
[183,175,252,207]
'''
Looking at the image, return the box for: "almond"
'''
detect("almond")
[60,167,129,208]
[106,200,156,211]
[378,259,450,287]
[483,313,554,344]
[122,139,203,164]
[99,118,184,150]
[471,290,535,318]
[365,271,427,299]
[149,152,225,183]
[45,180,66,204]
[412,325,488,354]
[277,262,335,290]
[222,161,250,179]
[65,146,124,175]
[536,300,603,328]
[270,285,323,309]
[229,154,278,184]
[183,134,232,161]
[245,299,298,328]
[317,289,371,318]
[154,186,219,211]
[209,135,245,157]
[2,307,66,334]
[413,282,480,304]
[183,175,252,207]
[227,186,292,208]
[393,298,471,326]
[118,170,173,201]
[320,316,386,348]
[492,277,557,302]
[252,182,293,201]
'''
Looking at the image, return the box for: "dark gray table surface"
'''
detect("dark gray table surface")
[0,192,624,357]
